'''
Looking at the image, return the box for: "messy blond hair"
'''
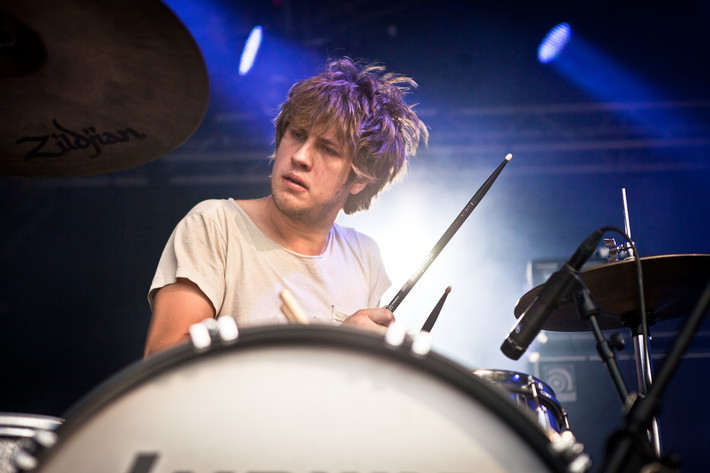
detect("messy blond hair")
[274,57,428,214]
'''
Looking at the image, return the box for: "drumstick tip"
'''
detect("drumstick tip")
[445,285,452,293]
[505,153,513,161]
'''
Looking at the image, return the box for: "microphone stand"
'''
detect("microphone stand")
[602,279,710,473]
[572,279,631,408]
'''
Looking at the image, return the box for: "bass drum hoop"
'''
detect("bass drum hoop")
[36,325,570,473]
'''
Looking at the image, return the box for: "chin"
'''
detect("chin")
[272,191,306,216]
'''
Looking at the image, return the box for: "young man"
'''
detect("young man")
[144,57,428,357]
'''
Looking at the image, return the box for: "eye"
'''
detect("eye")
[289,128,305,140]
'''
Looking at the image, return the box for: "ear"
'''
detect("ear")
[348,179,367,196]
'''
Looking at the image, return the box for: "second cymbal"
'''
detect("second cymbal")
[514,254,710,332]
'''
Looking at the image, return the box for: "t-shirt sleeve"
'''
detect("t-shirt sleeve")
[147,202,228,314]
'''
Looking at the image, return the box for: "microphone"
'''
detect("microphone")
[501,228,604,360]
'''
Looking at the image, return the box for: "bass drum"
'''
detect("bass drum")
[30,325,576,473]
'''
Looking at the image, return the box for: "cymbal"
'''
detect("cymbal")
[514,254,710,332]
[0,0,209,177]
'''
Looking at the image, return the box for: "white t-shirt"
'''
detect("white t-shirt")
[149,199,391,327]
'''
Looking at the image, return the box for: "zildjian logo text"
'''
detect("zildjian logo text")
[16,119,147,160]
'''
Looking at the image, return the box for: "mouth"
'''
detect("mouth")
[283,173,308,190]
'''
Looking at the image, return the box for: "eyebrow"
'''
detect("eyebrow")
[289,123,345,153]
[317,135,341,150]
[313,128,344,154]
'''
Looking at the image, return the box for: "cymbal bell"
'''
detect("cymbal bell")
[514,254,710,332]
[0,0,209,178]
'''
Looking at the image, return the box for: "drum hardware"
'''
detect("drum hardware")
[10,432,55,473]
[511,229,659,456]
[384,319,409,347]
[410,330,434,356]
[385,321,434,357]
[620,309,662,457]
[471,369,571,435]
[387,153,512,313]
[549,431,591,472]
[188,315,239,352]
[0,0,209,178]
[605,189,662,455]
[514,253,710,460]
[571,280,630,407]
[601,279,710,473]
[604,238,635,263]
[608,332,625,351]
[604,188,636,264]
[471,369,591,472]
[216,315,240,342]
[513,227,710,472]
[0,413,61,473]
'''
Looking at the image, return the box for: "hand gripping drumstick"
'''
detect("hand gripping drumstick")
[386,154,512,313]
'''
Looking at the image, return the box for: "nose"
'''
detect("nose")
[291,138,314,170]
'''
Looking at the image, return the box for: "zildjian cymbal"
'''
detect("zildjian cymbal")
[514,254,710,332]
[0,0,209,177]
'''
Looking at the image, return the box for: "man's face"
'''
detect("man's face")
[271,122,365,225]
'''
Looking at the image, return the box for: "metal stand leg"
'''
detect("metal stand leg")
[631,329,662,457]
[624,310,662,457]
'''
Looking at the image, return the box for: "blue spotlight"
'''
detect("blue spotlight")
[538,23,572,64]
[239,25,263,76]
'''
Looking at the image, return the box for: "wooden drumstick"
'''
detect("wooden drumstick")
[387,153,512,312]
[420,285,451,333]
[280,288,310,324]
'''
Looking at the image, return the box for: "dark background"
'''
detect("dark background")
[2,1,710,471]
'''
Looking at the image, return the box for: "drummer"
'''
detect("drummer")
[143,57,428,357]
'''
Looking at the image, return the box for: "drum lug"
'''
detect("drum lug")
[14,428,58,472]
[384,322,433,357]
[384,321,408,347]
[411,330,433,356]
[568,453,593,473]
[216,315,239,343]
[14,448,38,471]
[549,430,592,472]
[189,316,239,352]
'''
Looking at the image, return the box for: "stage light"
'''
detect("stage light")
[538,23,572,64]
[239,25,263,76]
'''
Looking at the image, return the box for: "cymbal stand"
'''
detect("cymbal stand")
[605,188,661,456]
[623,311,662,457]
[572,280,630,407]
[604,189,635,263]
[602,279,710,473]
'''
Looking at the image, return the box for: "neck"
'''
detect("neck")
[244,196,335,256]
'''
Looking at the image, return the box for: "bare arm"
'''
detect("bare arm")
[143,278,215,358]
